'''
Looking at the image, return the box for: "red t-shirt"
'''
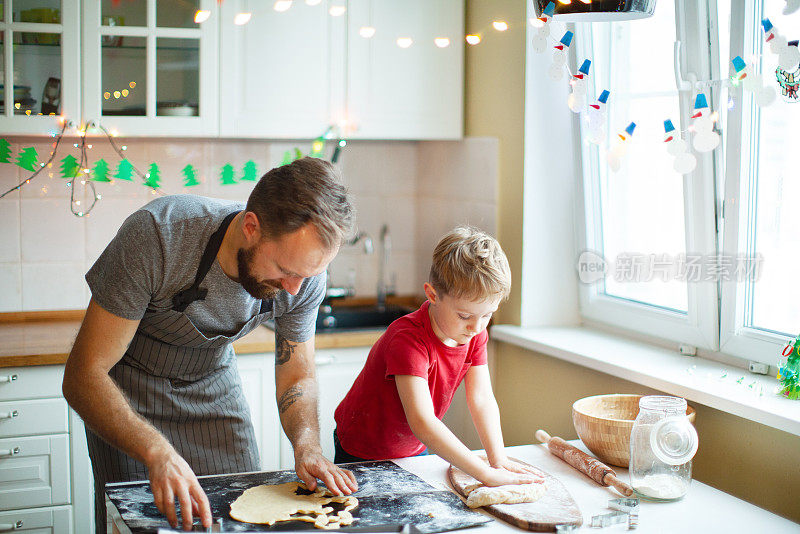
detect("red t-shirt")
[334,301,488,459]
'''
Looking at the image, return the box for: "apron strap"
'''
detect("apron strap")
[172,210,241,313]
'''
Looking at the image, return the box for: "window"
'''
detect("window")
[721,0,800,365]
[574,0,719,350]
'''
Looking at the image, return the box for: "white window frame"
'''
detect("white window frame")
[719,0,791,367]
[574,0,721,351]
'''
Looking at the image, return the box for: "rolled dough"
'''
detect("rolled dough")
[229,482,358,529]
[463,480,547,508]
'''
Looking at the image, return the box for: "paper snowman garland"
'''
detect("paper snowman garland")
[784,0,800,14]
[568,60,592,113]
[607,122,636,173]
[549,31,573,81]
[731,56,776,107]
[763,19,800,71]
[691,94,720,153]
[663,119,697,174]
[586,90,610,145]
[531,2,555,54]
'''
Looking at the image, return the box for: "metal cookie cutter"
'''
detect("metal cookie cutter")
[555,525,580,533]
[590,511,628,528]
[608,497,640,513]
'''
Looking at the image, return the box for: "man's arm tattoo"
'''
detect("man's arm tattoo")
[275,333,296,365]
[278,385,303,414]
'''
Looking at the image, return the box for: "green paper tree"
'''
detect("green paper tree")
[143,162,161,189]
[240,160,257,181]
[182,164,200,187]
[778,335,800,400]
[220,163,237,185]
[16,147,39,171]
[91,159,111,182]
[60,154,80,179]
[281,150,293,166]
[0,139,12,163]
[115,159,134,181]
[294,148,303,161]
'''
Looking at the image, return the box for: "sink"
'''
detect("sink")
[263,304,413,333]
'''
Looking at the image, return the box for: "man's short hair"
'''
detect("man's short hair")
[429,226,512,302]
[246,157,354,250]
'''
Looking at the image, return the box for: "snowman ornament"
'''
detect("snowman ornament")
[549,31,573,81]
[763,18,800,71]
[731,55,776,107]
[586,90,610,145]
[691,94,720,153]
[568,60,592,113]
[607,122,636,173]
[531,1,555,54]
[664,119,697,174]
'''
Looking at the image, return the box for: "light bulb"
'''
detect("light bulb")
[396,37,413,48]
[329,5,346,16]
[234,12,252,25]
[194,10,211,23]
[492,21,508,31]
[359,26,376,38]
[306,0,322,4]
[466,34,481,45]
[274,1,292,12]
[434,37,450,48]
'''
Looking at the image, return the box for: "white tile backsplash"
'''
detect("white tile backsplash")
[1,137,498,311]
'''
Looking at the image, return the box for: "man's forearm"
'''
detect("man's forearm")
[63,366,171,465]
[277,376,322,452]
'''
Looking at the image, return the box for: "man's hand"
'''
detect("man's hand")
[295,446,359,496]
[146,445,212,531]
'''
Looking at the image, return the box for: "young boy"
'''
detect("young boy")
[333,227,542,487]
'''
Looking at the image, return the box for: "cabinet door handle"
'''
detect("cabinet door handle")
[0,520,23,531]
[314,355,336,366]
[0,410,18,420]
[0,447,21,457]
[0,374,18,384]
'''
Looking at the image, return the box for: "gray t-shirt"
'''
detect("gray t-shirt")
[86,194,324,343]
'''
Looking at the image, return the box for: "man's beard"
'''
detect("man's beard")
[237,246,283,300]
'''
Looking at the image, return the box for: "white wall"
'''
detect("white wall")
[0,137,499,312]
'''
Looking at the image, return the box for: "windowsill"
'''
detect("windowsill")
[490,324,800,438]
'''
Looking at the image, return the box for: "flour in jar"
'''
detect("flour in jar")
[632,474,689,499]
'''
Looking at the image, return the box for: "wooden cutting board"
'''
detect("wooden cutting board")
[447,457,582,532]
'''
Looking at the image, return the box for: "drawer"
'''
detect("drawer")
[0,434,70,511]
[0,367,64,402]
[0,505,72,533]
[0,399,68,438]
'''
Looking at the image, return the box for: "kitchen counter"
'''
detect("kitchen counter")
[0,320,383,368]
[108,442,799,533]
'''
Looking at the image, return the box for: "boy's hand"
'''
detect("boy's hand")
[489,457,545,478]
[480,466,546,487]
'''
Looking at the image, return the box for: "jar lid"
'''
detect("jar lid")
[650,415,699,465]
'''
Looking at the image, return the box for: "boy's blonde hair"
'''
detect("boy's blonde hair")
[429,226,511,302]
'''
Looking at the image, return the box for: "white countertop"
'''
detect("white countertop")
[395,443,800,534]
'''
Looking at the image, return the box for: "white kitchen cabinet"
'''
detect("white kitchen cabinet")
[278,347,369,469]
[346,0,463,140]
[0,506,72,534]
[82,0,219,136]
[237,352,281,471]
[0,0,80,134]
[219,0,346,139]
[219,0,463,140]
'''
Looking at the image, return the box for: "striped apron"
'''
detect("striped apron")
[87,211,267,532]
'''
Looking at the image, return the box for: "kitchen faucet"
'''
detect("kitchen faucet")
[324,231,374,302]
[377,224,394,309]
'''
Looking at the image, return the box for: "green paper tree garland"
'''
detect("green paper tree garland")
[182,164,200,186]
[144,163,161,189]
[241,160,257,181]
[60,154,80,179]
[16,147,39,171]
[779,335,800,400]
[115,159,134,181]
[220,163,237,185]
[91,159,111,182]
[0,139,11,163]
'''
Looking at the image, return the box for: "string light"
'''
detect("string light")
[492,21,509,31]
[359,26,376,38]
[274,1,292,12]
[194,10,211,23]
[129,81,136,89]
[234,12,252,25]
[329,5,346,16]
[466,34,481,45]
[396,37,413,48]
[306,0,322,4]
[434,37,450,48]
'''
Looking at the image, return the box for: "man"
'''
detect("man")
[63,157,358,532]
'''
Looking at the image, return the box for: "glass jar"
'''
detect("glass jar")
[629,395,698,501]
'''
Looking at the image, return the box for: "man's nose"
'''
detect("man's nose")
[281,276,304,295]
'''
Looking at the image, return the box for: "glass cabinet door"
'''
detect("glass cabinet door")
[0,0,79,134]
[83,0,217,136]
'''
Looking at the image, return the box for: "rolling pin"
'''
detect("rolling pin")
[535,429,634,497]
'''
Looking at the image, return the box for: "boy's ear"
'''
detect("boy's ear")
[423,282,438,304]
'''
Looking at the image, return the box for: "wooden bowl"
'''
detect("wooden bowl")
[572,394,696,468]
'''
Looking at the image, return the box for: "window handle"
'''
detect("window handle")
[674,40,698,92]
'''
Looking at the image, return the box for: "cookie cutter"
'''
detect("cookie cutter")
[590,511,628,528]
[608,497,640,513]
